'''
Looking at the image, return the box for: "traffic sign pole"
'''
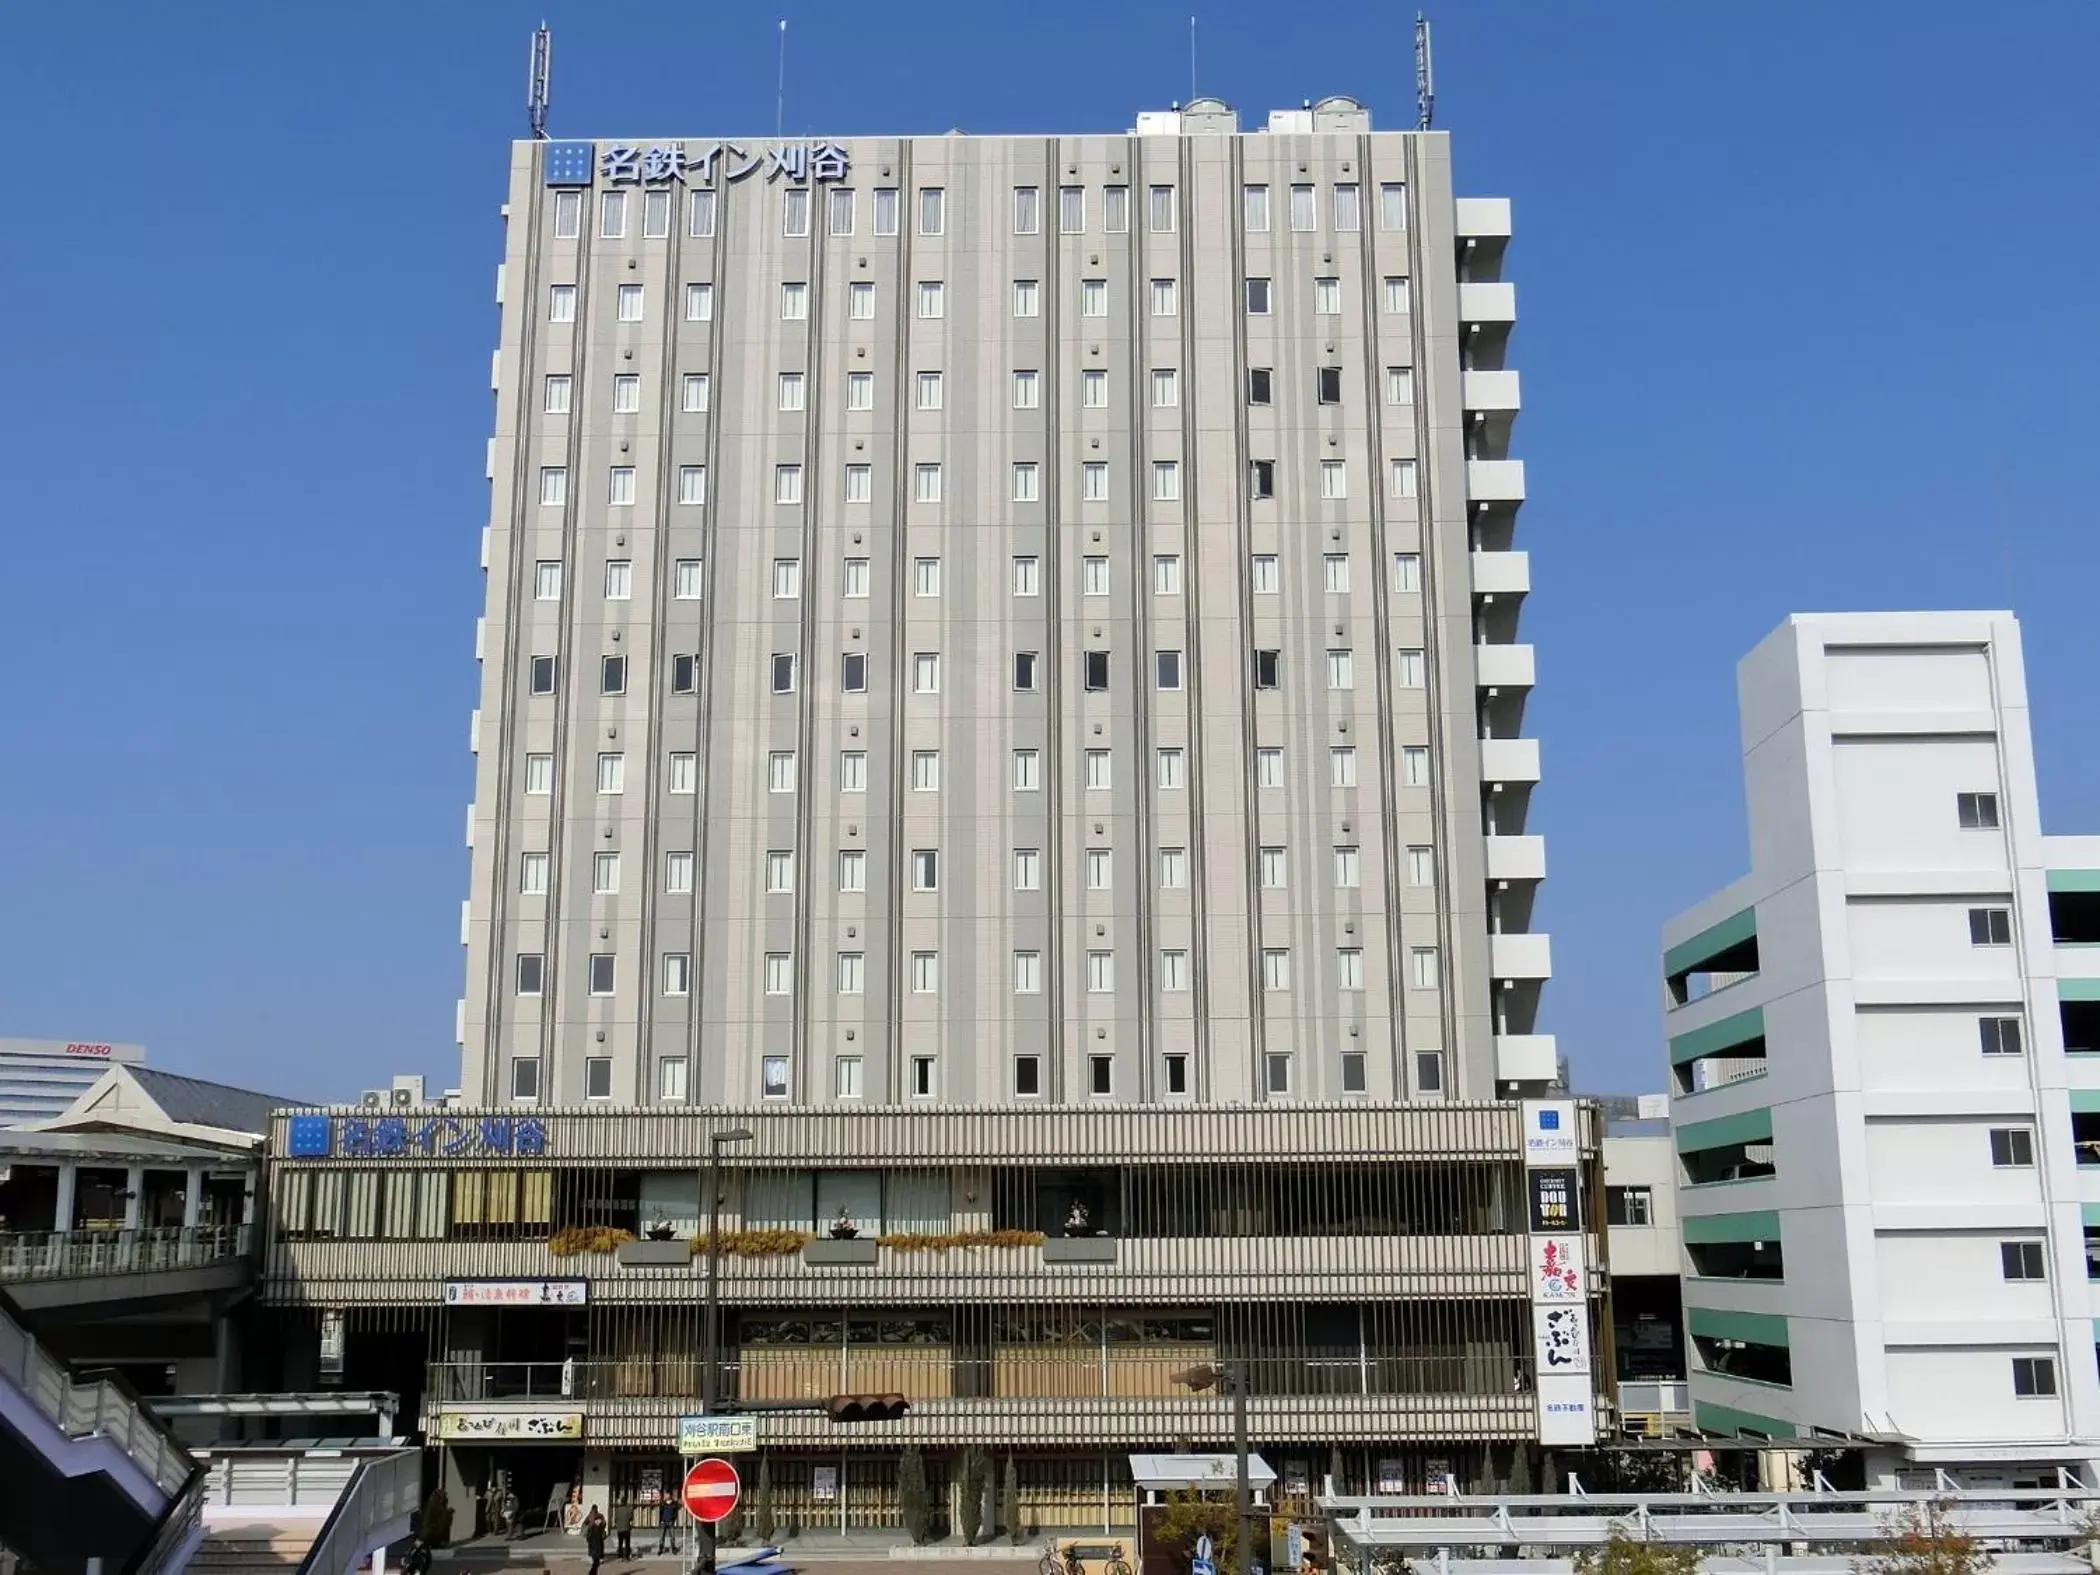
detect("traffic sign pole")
[682,1457,741,1575]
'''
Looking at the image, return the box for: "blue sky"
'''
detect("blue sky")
[2,2,2096,1101]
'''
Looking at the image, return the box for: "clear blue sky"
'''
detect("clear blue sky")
[3,2,2096,1102]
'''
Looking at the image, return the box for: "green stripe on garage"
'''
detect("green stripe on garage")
[2072,1090,2100,1115]
[1686,1306,1790,1347]
[1675,1106,1774,1154]
[1683,1211,1782,1245]
[1670,1006,1766,1067]
[1665,907,1758,979]
[2047,871,2100,894]
[2061,980,2100,1004]
[1695,1399,1797,1439]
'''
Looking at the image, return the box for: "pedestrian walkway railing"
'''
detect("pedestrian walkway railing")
[299,1448,422,1575]
[0,1225,250,1281]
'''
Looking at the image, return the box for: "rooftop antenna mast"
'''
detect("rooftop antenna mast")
[527,23,552,140]
[1414,12,1435,130]
[1189,15,1197,101]
[776,19,788,140]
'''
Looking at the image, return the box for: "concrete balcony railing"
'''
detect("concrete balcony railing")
[1474,643,1536,690]
[1484,835,1546,883]
[1494,1034,1558,1084]
[1458,281,1515,326]
[0,1226,250,1282]
[1477,738,1541,785]
[1469,550,1529,598]
[1461,370,1521,415]
[1489,932,1553,981]
[1465,459,1526,504]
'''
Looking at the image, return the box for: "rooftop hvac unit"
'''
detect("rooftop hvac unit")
[390,1086,416,1108]
[358,1090,386,1109]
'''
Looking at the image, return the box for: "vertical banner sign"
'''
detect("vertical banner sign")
[1519,1101,1594,1446]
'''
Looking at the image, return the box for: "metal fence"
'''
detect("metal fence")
[0,1292,195,1499]
[299,1449,422,1575]
[0,1225,249,1281]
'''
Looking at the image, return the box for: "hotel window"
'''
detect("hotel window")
[1085,749,1112,790]
[1406,846,1435,886]
[780,281,808,319]
[771,653,797,693]
[1156,748,1185,789]
[782,186,810,236]
[1014,848,1042,891]
[1082,462,1109,501]
[600,655,627,696]
[1089,1055,1114,1096]
[1013,185,1040,234]
[1979,1017,2024,1056]
[842,653,868,693]
[658,1057,688,1102]
[682,372,711,412]
[1958,791,2001,829]
[1244,277,1271,315]
[911,1056,937,1097]
[685,282,713,321]
[1150,367,1179,407]
[1317,366,1343,405]
[1087,848,1113,890]
[873,186,898,234]
[911,952,939,994]
[1150,278,1177,316]
[1261,950,1291,992]
[1313,277,1341,315]
[1164,1054,1189,1095]
[916,370,943,410]
[662,852,695,896]
[511,1057,541,1100]
[549,284,576,322]
[668,753,697,793]
[1103,185,1129,231]
[778,372,806,412]
[1250,555,1279,594]
[1159,848,1188,889]
[1333,182,1361,230]
[1379,181,1408,230]
[1290,183,1315,231]
[1013,951,1042,995]
[1243,183,1270,231]
[1383,276,1412,314]
[529,655,558,694]
[592,851,621,894]
[913,652,941,693]
[1337,948,1365,991]
[516,953,545,996]
[1148,184,1175,232]
[846,371,874,409]
[1153,460,1180,500]
[2014,1357,2057,1397]
[1386,367,1415,406]
[1081,368,1108,407]
[1014,652,1039,691]
[1014,279,1040,317]
[917,280,945,318]
[1396,649,1425,687]
[1081,279,1107,316]
[848,279,874,318]
[839,751,868,792]
[1014,1055,1042,1096]
[1416,1053,1444,1094]
[518,853,549,896]
[1391,459,1419,498]
[764,851,794,894]
[1335,847,1364,889]
[674,559,702,599]
[775,464,802,504]
[1410,947,1439,989]
[524,753,554,795]
[769,751,796,793]
[552,190,580,237]
[2001,1241,2046,1282]
[1013,556,1041,596]
[834,1056,864,1100]
[596,753,625,794]
[837,952,865,992]
[534,561,562,600]
[773,558,802,599]
[1249,460,1275,500]
[1402,745,1430,786]
[677,465,707,505]
[911,849,940,890]
[761,1058,790,1099]
[607,466,636,505]
[915,463,942,503]
[670,654,698,694]
[1154,554,1182,595]
[643,188,671,237]
[1392,552,1422,593]
[1082,556,1110,596]
[1330,747,1357,787]
[1320,460,1347,499]
[1248,366,1273,405]
[838,851,866,893]
[1259,847,1288,889]
[1014,369,1040,409]
[589,953,616,995]
[764,954,793,996]
[1087,951,1116,993]
[544,375,572,414]
[601,191,628,237]
[1083,651,1110,691]
[912,556,941,597]
[539,466,568,506]
[1341,1052,1368,1094]
[1990,1127,2035,1167]
[919,186,945,235]
[1013,463,1041,502]
[689,188,717,236]
[1256,747,1284,787]
[843,465,872,503]
[830,187,856,235]
[911,749,941,791]
[1253,649,1281,689]
[1969,907,2013,946]
[1059,185,1084,232]
[1013,749,1042,791]
[1156,651,1183,691]
[617,283,643,322]
[1160,950,1190,994]
[1323,553,1351,593]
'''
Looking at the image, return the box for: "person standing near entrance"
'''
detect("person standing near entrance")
[614,1500,634,1559]
[656,1493,679,1554]
[584,1506,607,1574]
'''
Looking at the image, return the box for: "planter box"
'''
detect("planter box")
[1041,1237,1118,1264]
[616,1240,693,1268]
[803,1238,878,1266]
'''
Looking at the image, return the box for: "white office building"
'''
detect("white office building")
[1662,611,2100,1484]
[0,1039,145,1128]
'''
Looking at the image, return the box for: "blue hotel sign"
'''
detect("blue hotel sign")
[285,1113,547,1161]
[544,139,850,190]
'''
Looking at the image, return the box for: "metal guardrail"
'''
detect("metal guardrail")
[0,1224,250,1281]
[1617,1379,1690,1416]
[299,1449,422,1575]
[0,1292,193,1499]
[117,1463,207,1575]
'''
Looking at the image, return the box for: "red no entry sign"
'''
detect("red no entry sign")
[682,1457,741,1524]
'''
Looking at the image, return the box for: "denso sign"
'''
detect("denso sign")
[63,1043,114,1057]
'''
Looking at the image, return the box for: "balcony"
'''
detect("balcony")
[1478,738,1540,786]
[1489,932,1553,981]
[1458,282,1515,327]
[1485,835,1546,884]
[1469,550,1529,599]
[1454,197,1511,242]
[1462,371,1521,416]
[1465,459,1526,504]
[1494,1034,1558,1084]
[1474,643,1536,690]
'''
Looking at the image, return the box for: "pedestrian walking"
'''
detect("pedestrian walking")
[615,1500,634,1559]
[585,1506,608,1575]
[656,1494,680,1554]
[501,1487,520,1538]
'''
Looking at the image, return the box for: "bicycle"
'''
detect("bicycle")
[1040,1540,1133,1575]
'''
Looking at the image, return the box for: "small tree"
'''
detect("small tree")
[752,1455,778,1543]
[1003,1457,1022,1545]
[1153,1487,1243,1575]
[1573,1528,1703,1575]
[899,1446,935,1545]
[959,1447,991,1546]
[1854,1499,1992,1575]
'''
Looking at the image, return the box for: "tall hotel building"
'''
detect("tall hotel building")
[259,99,1596,1523]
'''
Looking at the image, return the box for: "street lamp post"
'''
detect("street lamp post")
[1172,1361,1254,1575]
[697,1127,754,1575]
